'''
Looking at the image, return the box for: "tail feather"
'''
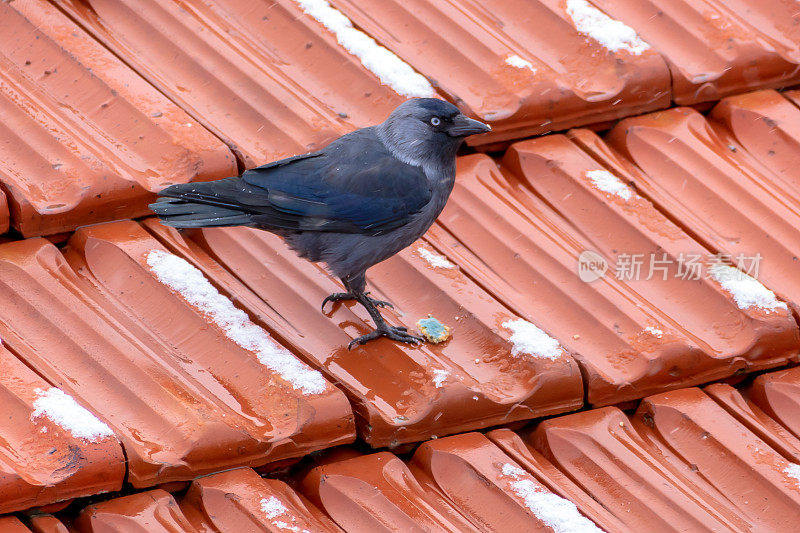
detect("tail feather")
[149,177,256,228]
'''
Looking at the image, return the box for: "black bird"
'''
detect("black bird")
[150,98,490,348]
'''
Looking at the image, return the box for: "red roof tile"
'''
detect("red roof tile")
[0,0,236,237]
[180,467,342,532]
[326,0,671,144]
[432,152,798,405]
[0,345,124,514]
[73,489,196,532]
[27,515,69,533]
[0,517,32,533]
[589,0,800,104]
[300,451,477,531]
[531,406,753,531]
[409,432,611,531]
[55,0,408,167]
[749,366,800,440]
[634,388,800,530]
[0,189,8,235]
[142,218,584,446]
[606,106,800,316]
[0,234,353,487]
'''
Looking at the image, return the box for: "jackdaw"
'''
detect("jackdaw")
[150,98,490,348]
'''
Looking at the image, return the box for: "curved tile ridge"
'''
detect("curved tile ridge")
[180,467,342,532]
[500,133,798,399]
[141,217,584,447]
[62,220,354,485]
[605,106,800,317]
[0,344,124,514]
[408,432,607,532]
[300,451,478,532]
[0,0,236,237]
[325,0,670,144]
[748,366,800,440]
[54,0,407,167]
[0,234,351,488]
[73,489,196,532]
[589,0,800,103]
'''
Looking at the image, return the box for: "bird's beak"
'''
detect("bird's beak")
[447,114,492,137]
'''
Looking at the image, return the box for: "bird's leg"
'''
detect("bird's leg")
[347,291,424,349]
[321,276,393,312]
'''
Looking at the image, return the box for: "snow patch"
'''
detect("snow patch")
[709,264,787,312]
[146,250,327,395]
[786,463,800,487]
[432,368,449,388]
[500,463,603,533]
[502,319,563,361]
[31,387,114,442]
[566,0,650,55]
[645,326,663,338]
[586,169,632,200]
[418,247,455,269]
[260,497,310,533]
[294,0,434,98]
[505,54,536,72]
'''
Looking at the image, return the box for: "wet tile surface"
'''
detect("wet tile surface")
[589,0,800,104]
[433,149,798,405]
[0,0,236,237]
[142,219,585,447]
[0,228,354,488]
[0,344,124,514]
[54,0,410,167]
[325,0,671,145]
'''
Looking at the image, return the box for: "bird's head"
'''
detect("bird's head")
[377,98,491,168]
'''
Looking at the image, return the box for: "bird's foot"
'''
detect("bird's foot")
[321,291,393,312]
[348,324,424,349]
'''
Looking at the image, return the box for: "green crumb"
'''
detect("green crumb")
[417,315,451,343]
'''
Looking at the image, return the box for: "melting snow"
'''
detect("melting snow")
[645,326,663,338]
[500,463,604,533]
[31,387,114,442]
[566,0,650,55]
[586,169,632,200]
[505,54,536,72]
[785,464,800,487]
[146,250,328,395]
[260,497,310,533]
[709,264,787,312]
[418,247,455,269]
[293,0,434,98]
[502,319,563,361]
[432,368,449,388]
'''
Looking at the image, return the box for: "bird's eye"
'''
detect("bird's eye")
[430,117,441,127]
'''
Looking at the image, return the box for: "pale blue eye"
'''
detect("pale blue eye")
[430,117,441,126]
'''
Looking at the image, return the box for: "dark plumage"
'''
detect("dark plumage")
[150,98,490,347]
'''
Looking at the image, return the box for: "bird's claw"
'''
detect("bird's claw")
[348,325,424,350]
[321,292,394,312]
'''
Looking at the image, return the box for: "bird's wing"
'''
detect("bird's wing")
[240,129,432,234]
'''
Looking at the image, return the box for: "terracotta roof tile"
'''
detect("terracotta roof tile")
[54,0,409,167]
[749,366,800,440]
[0,0,236,237]
[531,405,754,531]
[634,388,800,530]
[589,0,800,104]
[0,190,8,235]
[325,0,671,144]
[0,234,353,487]
[432,152,798,405]
[0,517,32,533]
[180,467,342,532]
[73,489,196,532]
[27,515,69,533]
[0,345,124,514]
[300,451,477,532]
[606,106,800,317]
[141,218,584,446]
[408,431,612,532]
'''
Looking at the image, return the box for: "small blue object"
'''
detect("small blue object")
[417,315,451,343]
